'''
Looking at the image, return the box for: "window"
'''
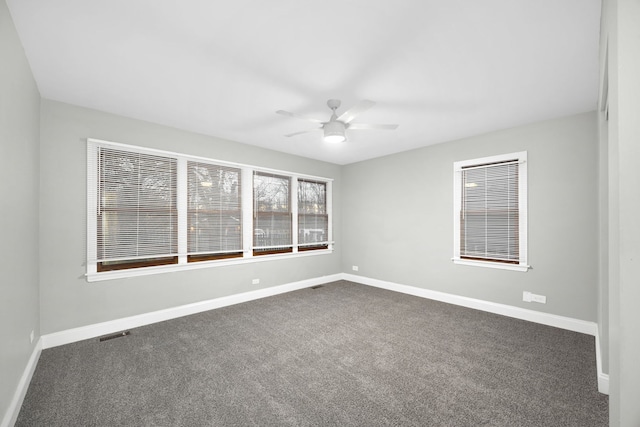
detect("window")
[253,172,292,255]
[453,152,528,272]
[87,139,332,281]
[95,147,178,271]
[187,161,242,262]
[298,179,328,251]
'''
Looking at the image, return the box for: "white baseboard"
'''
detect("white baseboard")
[343,273,610,395]
[1,338,42,427]
[343,274,597,334]
[598,373,610,395]
[594,329,610,395]
[42,273,343,349]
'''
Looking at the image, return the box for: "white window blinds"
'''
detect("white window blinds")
[253,172,292,254]
[460,160,520,263]
[187,161,242,260]
[87,139,332,279]
[298,179,328,250]
[96,147,178,269]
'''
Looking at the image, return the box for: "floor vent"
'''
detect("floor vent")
[99,331,131,342]
[310,285,323,290]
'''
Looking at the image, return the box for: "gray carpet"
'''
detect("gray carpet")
[17,281,608,426]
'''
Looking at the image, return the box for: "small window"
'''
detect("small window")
[453,152,529,272]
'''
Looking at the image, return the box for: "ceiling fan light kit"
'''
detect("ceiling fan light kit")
[276,99,398,144]
[323,120,346,143]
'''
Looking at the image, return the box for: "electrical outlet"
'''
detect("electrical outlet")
[252,278,260,285]
[352,266,359,271]
[523,291,546,304]
[30,330,34,344]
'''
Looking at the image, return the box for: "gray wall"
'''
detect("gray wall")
[602,0,640,425]
[342,112,599,322]
[0,0,41,421]
[38,100,342,334]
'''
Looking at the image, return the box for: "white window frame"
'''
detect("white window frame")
[452,151,529,272]
[87,138,333,282]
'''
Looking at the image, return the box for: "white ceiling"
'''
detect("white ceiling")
[7,0,601,165]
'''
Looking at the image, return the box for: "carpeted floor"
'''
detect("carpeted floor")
[17,280,608,426]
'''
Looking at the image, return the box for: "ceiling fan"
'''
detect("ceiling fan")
[276,99,398,143]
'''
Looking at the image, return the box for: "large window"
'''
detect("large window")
[453,152,528,272]
[87,139,332,281]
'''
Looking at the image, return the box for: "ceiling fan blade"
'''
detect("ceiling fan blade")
[284,128,322,138]
[276,110,324,124]
[348,123,399,130]
[337,100,376,123]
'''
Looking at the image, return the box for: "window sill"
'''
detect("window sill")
[452,258,530,272]
[87,249,333,282]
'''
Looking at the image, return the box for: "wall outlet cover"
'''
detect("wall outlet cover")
[523,291,546,304]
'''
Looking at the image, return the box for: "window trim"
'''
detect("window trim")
[452,151,529,272]
[87,138,333,282]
